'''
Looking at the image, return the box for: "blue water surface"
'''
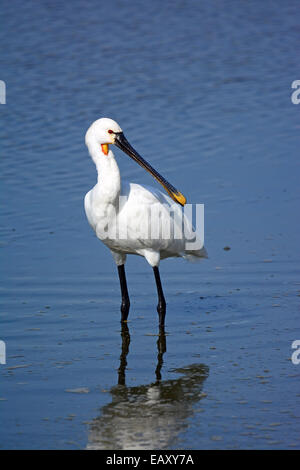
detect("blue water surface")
[0,0,299,449]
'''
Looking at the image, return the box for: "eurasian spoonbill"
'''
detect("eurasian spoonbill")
[84,118,207,326]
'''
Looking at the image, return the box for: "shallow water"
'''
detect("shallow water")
[1,0,300,450]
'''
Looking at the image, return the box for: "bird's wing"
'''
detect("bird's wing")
[116,182,186,255]
[121,181,172,206]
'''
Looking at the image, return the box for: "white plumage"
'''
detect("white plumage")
[84,118,207,325]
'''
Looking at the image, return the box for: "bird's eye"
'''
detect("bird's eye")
[108,129,114,134]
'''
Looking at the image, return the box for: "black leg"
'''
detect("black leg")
[117,264,130,322]
[153,266,166,326]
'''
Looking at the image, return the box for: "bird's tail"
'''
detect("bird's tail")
[183,246,208,263]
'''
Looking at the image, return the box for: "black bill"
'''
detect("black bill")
[114,132,186,206]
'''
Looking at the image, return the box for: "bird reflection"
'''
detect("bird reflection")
[117,323,131,386]
[87,324,209,450]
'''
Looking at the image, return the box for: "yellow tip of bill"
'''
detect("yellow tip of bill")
[172,191,186,206]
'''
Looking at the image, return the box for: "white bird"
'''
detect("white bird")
[84,118,207,326]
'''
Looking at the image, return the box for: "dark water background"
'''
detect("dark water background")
[0,0,299,449]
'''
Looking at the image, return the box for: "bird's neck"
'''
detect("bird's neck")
[88,141,121,203]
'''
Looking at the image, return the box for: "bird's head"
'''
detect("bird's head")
[85,117,186,206]
[85,117,123,155]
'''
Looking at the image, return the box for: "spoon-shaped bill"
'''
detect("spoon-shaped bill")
[114,132,186,207]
